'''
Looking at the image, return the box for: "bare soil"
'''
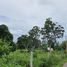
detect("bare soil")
[63,63,67,67]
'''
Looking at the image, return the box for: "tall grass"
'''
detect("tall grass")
[0,50,67,67]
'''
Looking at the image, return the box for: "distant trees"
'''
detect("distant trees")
[17,35,29,49]
[61,40,67,50]
[0,18,65,67]
[17,26,41,50]
[41,18,64,49]
[0,18,65,54]
[0,24,13,42]
[17,18,65,51]
[0,24,16,52]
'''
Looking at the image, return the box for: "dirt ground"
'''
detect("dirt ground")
[63,63,67,67]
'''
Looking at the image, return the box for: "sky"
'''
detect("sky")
[0,0,67,42]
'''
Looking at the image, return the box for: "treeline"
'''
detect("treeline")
[0,18,66,56]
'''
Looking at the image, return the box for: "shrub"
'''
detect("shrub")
[0,40,12,56]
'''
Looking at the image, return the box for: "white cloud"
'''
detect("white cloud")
[0,0,67,41]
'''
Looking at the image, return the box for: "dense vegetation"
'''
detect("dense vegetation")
[0,18,67,67]
[0,50,67,67]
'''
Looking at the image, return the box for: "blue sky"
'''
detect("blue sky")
[0,0,67,42]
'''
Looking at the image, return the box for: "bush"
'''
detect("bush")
[0,40,12,56]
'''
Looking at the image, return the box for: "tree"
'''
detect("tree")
[41,18,64,49]
[28,26,40,67]
[10,42,16,51]
[0,24,16,52]
[28,26,40,50]
[29,26,40,39]
[16,26,40,67]
[0,24,13,42]
[61,40,67,50]
[17,26,41,50]
[17,35,29,49]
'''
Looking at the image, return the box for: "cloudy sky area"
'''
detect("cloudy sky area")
[0,0,67,42]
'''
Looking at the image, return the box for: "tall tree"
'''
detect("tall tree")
[41,18,64,48]
[17,26,41,67]
[28,26,40,67]
[28,26,40,50]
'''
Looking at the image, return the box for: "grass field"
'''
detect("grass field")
[0,50,67,67]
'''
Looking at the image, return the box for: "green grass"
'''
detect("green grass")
[55,55,67,67]
[0,50,67,67]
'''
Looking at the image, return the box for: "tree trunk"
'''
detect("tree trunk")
[30,51,33,67]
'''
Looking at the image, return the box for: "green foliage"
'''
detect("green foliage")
[28,26,41,50]
[41,44,48,51]
[0,24,16,52]
[41,18,64,48]
[17,35,29,49]
[10,42,16,51]
[33,51,67,67]
[61,40,67,50]
[0,18,66,67]
[0,50,30,67]
[0,50,66,67]
[29,26,40,39]
[0,40,12,56]
[17,26,41,50]
[0,24,13,42]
